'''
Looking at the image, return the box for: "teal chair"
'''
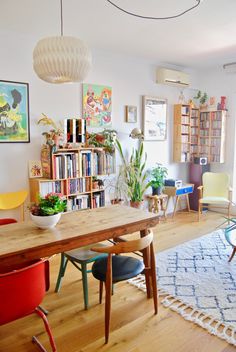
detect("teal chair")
[55,244,107,310]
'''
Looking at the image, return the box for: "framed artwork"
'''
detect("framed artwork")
[82,83,112,127]
[29,160,42,178]
[0,80,30,143]
[125,105,137,123]
[143,96,167,141]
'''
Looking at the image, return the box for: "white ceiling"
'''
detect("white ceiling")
[1,0,236,69]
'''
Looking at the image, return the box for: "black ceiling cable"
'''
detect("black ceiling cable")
[106,0,201,20]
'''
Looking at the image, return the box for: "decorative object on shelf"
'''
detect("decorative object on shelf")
[129,127,144,140]
[83,83,112,127]
[0,80,30,143]
[143,96,167,141]
[37,113,64,148]
[178,91,185,104]
[33,0,91,83]
[29,193,66,229]
[193,90,208,109]
[64,118,86,145]
[220,96,227,110]
[106,0,202,20]
[92,177,104,190]
[148,164,168,195]
[29,160,43,178]
[125,105,137,123]
[86,129,117,153]
[116,139,151,208]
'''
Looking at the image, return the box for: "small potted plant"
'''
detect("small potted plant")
[29,193,66,229]
[149,164,168,196]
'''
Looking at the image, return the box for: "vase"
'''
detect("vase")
[130,201,143,209]
[30,213,61,229]
[152,186,162,196]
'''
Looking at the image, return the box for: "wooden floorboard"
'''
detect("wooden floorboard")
[0,211,234,352]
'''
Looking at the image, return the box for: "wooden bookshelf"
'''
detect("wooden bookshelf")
[29,147,116,211]
[173,104,226,164]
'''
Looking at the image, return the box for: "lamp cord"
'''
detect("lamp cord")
[106,0,201,20]
[60,0,63,36]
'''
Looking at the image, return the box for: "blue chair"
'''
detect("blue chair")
[55,244,107,310]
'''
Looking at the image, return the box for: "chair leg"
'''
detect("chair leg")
[99,281,103,304]
[105,255,112,344]
[198,202,201,221]
[33,307,57,352]
[229,248,236,262]
[55,253,68,293]
[81,263,89,310]
[150,242,158,315]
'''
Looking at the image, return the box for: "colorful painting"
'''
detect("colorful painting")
[0,80,30,143]
[29,160,42,178]
[83,83,112,127]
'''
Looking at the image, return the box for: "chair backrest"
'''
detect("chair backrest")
[202,172,230,198]
[91,230,153,254]
[0,259,49,325]
[0,189,28,221]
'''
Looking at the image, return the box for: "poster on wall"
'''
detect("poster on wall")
[143,96,167,141]
[0,80,30,143]
[82,83,112,127]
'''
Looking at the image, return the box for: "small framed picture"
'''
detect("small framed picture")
[125,105,137,123]
[29,160,43,178]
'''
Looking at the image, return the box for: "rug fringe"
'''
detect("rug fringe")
[128,275,236,347]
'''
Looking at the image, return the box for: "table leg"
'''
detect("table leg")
[186,194,190,212]
[172,196,179,218]
[140,229,151,298]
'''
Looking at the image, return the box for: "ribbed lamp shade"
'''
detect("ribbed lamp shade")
[33,36,92,83]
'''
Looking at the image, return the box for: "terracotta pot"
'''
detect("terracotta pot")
[92,181,99,190]
[111,199,124,205]
[130,201,142,209]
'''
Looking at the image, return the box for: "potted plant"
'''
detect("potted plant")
[29,193,66,229]
[109,169,127,205]
[194,91,208,109]
[116,140,151,208]
[149,164,168,195]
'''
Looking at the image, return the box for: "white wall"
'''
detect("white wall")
[0,31,202,218]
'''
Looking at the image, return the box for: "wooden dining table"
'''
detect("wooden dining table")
[0,205,159,296]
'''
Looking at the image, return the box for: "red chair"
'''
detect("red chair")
[0,259,57,352]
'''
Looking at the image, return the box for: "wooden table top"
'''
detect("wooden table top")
[0,205,159,269]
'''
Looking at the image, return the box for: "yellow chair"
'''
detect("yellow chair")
[0,189,28,222]
[198,172,232,221]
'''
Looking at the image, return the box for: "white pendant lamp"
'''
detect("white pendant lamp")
[33,0,92,84]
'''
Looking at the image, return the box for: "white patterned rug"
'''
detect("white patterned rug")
[128,230,236,346]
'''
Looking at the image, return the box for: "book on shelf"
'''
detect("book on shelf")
[64,118,86,144]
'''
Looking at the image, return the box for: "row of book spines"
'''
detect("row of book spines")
[67,178,90,194]
[39,181,62,197]
[66,195,91,211]
[92,191,105,208]
[65,118,86,144]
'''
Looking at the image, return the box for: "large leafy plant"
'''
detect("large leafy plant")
[30,193,66,216]
[116,140,151,202]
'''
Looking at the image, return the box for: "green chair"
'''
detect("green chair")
[55,244,107,310]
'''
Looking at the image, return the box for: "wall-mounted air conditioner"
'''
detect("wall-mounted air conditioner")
[156,68,190,87]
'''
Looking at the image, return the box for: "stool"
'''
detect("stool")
[146,194,168,222]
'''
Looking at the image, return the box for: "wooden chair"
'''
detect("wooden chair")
[55,244,107,310]
[91,230,158,343]
[0,189,28,222]
[198,172,232,221]
[0,259,57,352]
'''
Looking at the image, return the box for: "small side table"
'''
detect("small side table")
[163,183,194,218]
[146,194,168,223]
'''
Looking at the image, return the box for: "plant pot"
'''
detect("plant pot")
[152,186,162,196]
[111,198,124,205]
[92,181,99,190]
[130,201,143,209]
[30,213,61,229]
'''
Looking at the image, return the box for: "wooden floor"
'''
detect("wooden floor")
[0,211,235,352]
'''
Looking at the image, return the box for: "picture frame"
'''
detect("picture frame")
[125,105,137,123]
[143,96,167,141]
[29,160,43,178]
[0,80,30,143]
